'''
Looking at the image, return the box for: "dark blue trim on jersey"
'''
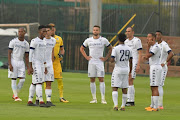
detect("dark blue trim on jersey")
[8,48,13,50]
[82,44,87,48]
[107,44,111,47]
[167,50,172,54]
[149,52,154,55]
[30,47,35,50]
[137,48,142,51]
[60,45,64,48]
[25,52,29,53]
[111,56,115,58]
[130,57,133,59]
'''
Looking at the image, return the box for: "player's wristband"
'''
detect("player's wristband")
[163,61,167,65]
[58,54,63,58]
[44,63,47,68]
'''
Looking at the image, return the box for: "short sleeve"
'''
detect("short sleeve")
[25,42,30,52]
[53,38,56,47]
[104,38,111,47]
[163,43,171,53]
[8,40,14,49]
[60,37,63,47]
[30,39,36,49]
[111,47,116,58]
[150,45,158,55]
[135,38,142,50]
[82,39,88,48]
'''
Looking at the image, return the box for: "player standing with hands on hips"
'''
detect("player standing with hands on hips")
[80,25,112,104]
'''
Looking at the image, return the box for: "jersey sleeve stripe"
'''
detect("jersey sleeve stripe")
[8,48,13,50]
[82,44,87,48]
[107,44,111,47]
[30,47,35,50]
[25,52,29,53]
[130,57,133,59]
[167,50,172,54]
[60,45,64,48]
[111,56,115,58]
[137,48,142,51]
[149,51,154,55]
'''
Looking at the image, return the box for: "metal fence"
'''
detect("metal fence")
[0,0,180,36]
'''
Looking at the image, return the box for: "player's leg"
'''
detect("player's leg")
[27,83,37,106]
[112,87,118,111]
[97,63,106,104]
[126,63,136,106]
[120,88,127,111]
[88,64,97,103]
[17,61,26,95]
[158,65,167,109]
[120,74,128,111]
[98,77,107,104]
[90,77,97,103]
[146,66,161,111]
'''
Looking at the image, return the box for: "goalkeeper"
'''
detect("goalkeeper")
[49,23,69,103]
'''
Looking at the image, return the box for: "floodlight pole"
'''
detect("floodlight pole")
[89,0,102,32]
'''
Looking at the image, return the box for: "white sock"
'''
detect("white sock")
[158,86,163,107]
[112,91,118,107]
[45,89,52,102]
[127,85,135,102]
[150,96,154,108]
[100,82,105,100]
[36,84,43,102]
[90,82,96,100]
[153,96,159,109]
[28,84,36,101]
[11,80,18,97]
[121,94,127,107]
[17,79,25,93]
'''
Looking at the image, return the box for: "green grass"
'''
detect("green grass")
[0,69,180,120]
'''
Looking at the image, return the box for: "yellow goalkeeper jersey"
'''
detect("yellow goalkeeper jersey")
[53,35,64,78]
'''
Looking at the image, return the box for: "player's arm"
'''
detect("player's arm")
[29,47,34,75]
[52,48,54,62]
[136,49,142,72]
[80,45,92,61]
[25,52,29,71]
[110,56,115,63]
[166,51,174,63]
[58,46,65,61]
[103,45,112,61]
[110,47,116,63]
[129,57,133,79]
[8,48,13,72]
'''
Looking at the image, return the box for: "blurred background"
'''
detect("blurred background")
[0,0,180,76]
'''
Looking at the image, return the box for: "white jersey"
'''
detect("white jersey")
[149,43,161,66]
[124,37,142,62]
[111,44,132,74]
[8,38,29,61]
[44,37,56,66]
[158,41,172,64]
[30,37,46,64]
[83,36,110,64]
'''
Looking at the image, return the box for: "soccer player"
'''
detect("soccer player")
[43,25,56,106]
[27,25,50,107]
[80,25,112,104]
[143,33,162,111]
[8,27,29,101]
[156,30,174,109]
[48,23,69,103]
[125,27,142,106]
[110,33,132,111]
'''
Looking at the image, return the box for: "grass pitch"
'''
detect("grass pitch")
[0,69,180,120]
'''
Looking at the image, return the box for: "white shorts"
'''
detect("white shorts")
[32,63,45,84]
[111,67,129,88]
[150,65,162,86]
[44,65,54,82]
[8,59,25,78]
[159,65,168,86]
[131,61,137,79]
[88,62,104,77]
